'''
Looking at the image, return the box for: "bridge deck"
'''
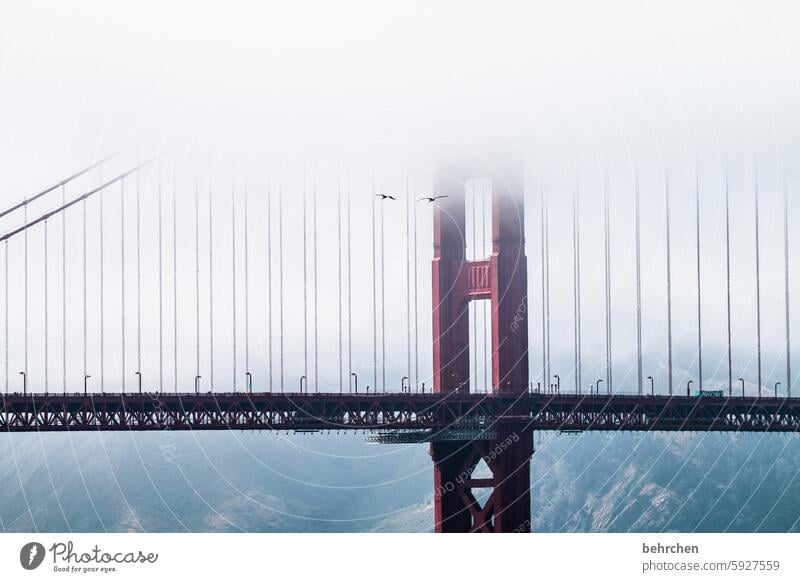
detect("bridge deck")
[1,392,799,433]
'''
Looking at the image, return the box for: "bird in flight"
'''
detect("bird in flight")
[418,195,448,203]
[376,193,397,201]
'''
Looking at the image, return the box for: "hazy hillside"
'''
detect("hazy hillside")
[2,428,799,533]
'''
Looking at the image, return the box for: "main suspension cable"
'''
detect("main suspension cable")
[0,151,122,221]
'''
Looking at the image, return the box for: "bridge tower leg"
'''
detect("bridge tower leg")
[430,153,532,533]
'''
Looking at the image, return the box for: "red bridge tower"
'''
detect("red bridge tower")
[430,153,532,533]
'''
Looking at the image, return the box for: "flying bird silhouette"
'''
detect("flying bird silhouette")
[376,194,397,201]
[418,195,448,203]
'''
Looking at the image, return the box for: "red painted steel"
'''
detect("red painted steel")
[430,153,533,532]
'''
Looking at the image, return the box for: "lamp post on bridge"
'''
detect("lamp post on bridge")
[350,372,357,394]
[84,374,91,396]
[739,377,745,397]
[300,375,307,394]
[554,374,560,394]
[647,375,654,396]
[596,379,603,395]
[194,375,201,395]
[401,376,409,394]
[687,380,693,396]
[775,382,781,398]
[135,371,142,394]
[19,371,26,395]
[246,372,253,393]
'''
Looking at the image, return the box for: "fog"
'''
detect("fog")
[0,0,799,396]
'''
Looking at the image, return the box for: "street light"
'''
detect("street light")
[687,380,693,396]
[194,375,201,395]
[246,372,253,393]
[350,372,358,394]
[775,382,781,398]
[84,374,91,395]
[739,377,745,397]
[300,375,307,394]
[401,376,409,394]
[135,371,142,394]
[647,376,654,396]
[19,371,26,395]
[596,379,603,394]
[554,374,560,394]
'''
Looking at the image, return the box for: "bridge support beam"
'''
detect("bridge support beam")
[430,152,531,532]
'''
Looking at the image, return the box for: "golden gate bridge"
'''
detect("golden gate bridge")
[0,149,796,533]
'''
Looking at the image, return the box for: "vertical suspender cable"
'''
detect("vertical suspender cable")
[785,176,792,396]
[471,181,478,390]
[313,172,318,392]
[158,167,164,390]
[380,189,386,392]
[545,188,551,390]
[173,171,178,392]
[540,188,547,391]
[303,170,308,390]
[412,176,418,391]
[725,170,733,395]
[208,176,214,390]
[635,169,643,394]
[44,220,48,394]
[232,179,237,392]
[267,181,272,392]
[482,180,488,392]
[347,175,353,392]
[100,169,105,393]
[755,162,762,397]
[24,203,28,383]
[695,170,703,391]
[279,182,284,392]
[665,170,673,395]
[604,172,612,394]
[372,178,377,393]
[573,179,581,394]
[137,173,142,388]
[406,171,411,392]
[576,178,583,394]
[82,198,87,388]
[4,241,7,393]
[62,185,66,393]
[195,178,200,388]
[338,170,343,392]
[242,184,250,385]
[121,178,126,393]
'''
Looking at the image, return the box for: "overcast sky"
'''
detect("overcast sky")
[0,0,798,395]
